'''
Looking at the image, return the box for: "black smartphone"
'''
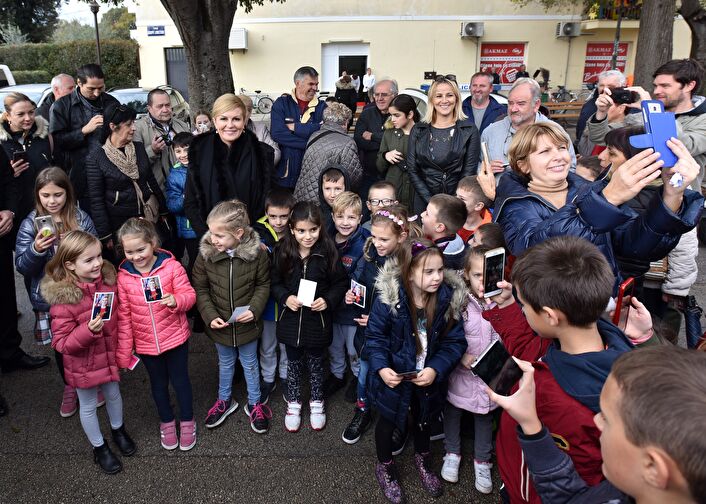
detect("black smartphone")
[483,248,505,298]
[610,87,638,105]
[397,370,418,380]
[471,340,523,396]
[12,150,28,163]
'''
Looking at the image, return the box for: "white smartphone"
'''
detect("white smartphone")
[483,247,506,298]
[34,215,56,237]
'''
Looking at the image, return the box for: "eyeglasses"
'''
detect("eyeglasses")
[435,74,458,83]
[368,198,396,206]
[373,93,392,98]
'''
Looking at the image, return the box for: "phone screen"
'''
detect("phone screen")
[483,251,505,297]
[471,340,522,396]
[12,151,27,162]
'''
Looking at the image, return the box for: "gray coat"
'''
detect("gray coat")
[133,115,191,190]
[293,123,362,203]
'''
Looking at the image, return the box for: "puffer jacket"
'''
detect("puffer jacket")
[293,124,362,203]
[653,227,699,297]
[271,240,348,349]
[351,243,391,354]
[366,263,468,430]
[407,120,480,213]
[334,225,371,326]
[116,250,195,368]
[42,262,120,389]
[15,208,97,313]
[447,294,500,415]
[376,127,415,209]
[494,171,704,294]
[165,162,197,239]
[192,228,270,348]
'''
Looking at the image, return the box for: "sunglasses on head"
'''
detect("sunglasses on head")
[108,104,129,124]
[435,74,458,83]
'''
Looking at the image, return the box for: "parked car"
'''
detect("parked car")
[0,65,16,87]
[108,85,191,126]
[0,83,51,111]
[400,87,508,119]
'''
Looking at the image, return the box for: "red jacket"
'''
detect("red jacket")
[42,263,120,389]
[483,303,603,504]
[116,250,195,368]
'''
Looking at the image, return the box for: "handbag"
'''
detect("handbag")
[131,179,159,223]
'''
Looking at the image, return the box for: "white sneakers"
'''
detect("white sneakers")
[285,401,302,432]
[474,459,493,494]
[309,400,326,430]
[441,453,461,483]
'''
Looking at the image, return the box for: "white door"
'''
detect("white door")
[321,42,370,93]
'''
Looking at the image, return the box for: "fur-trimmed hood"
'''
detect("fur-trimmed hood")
[198,227,263,263]
[40,261,117,306]
[0,115,49,142]
[374,259,468,320]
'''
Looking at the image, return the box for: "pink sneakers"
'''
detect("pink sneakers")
[179,420,197,451]
[160,420,178,450]
[60,385,78,418]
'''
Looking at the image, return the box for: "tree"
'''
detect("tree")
[0,23,28,45]
[99,7,136,40]
[52,19,94,43]
[0,0,61,43]
[633,0,675,89]
[679,0,706,94]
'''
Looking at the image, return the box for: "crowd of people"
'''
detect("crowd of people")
[0,57,705,504]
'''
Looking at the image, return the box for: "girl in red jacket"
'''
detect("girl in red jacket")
[40,231,136,475]
[115,218,197,452]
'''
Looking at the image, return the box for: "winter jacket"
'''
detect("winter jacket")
[0,149,17,246]
[42,262,120,389]
[655,227,699,297]
[192,228,270,348]
[15,208,97,313]
[133,114,191,189]
[317,166,352,236]
[494,171,704,294]
[588,95,706,189]
[270,92,326,188]
[116,250,196,368]
[183,129,273,236]
[351,243,390,354]
[293,124,362,203]
[165,162,197,239]
[0,117,52,222]
[36,93,55,122]
[407,120,481,213]
[614,185,661,281]
[253,216,282,322]
[460,95,507,135]
[270,240,348,349]
[366,264,467,430]
[334,225,371,326]
[247,119,281,167]
[447,294,500,415]
[519,426,632,504]
[376,127,415,208]
[49,89,120,200]
[354,105,390,176]
[483,302,632,504]
[576,93,598,141]
[436,234,467,272]
[86,141,167,242]
[334,81,358,117]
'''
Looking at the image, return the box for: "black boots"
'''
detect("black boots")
[93,441,122,474]
[111,425,136,456]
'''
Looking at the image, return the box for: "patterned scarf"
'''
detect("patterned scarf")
[102,140,139,180]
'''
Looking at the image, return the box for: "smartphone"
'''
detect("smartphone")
[397,370,418,380]
[481,141,491,167]
[612,277,635,332]
[12,150,28,163]
[483,248,505,298]
[471,340,523,396]
[34,215,56,238]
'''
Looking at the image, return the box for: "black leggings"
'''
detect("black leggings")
[375,389,430,463]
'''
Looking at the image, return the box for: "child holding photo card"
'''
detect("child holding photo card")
[271,201,348,433]
[115,218,197,452]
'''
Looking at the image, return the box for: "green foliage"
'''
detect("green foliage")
[99,7,136,40]
[13,70,52,84]
[0,0,61,43]
[52,19,95,43]
[0,23,28,45]
[0,40,139,87]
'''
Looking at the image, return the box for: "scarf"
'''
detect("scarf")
[527,178,569,209]
[77,90,104,115]
[102,140,139,179]
[292,89,319,123]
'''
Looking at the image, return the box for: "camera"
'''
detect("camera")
[610,87,639,105]
[161,133,173,146]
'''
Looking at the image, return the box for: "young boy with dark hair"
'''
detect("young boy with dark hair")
[318,165,350,235]
[421,193,468,270]
[482,235,634,504]
[575,155,604,182]
[253,188,296,401]
[491,345,706,504]
[363,181,398,231]
[455,175,492,244]
[325,191,371,401]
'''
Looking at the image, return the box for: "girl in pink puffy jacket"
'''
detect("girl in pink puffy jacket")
[441,245,503,493]
[41,231,136,475]
[115,218,197,452]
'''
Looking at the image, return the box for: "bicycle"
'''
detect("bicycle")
[550,85,578,103]
[239,87,274,114]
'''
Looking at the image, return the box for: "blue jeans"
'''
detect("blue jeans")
[357,358,369,405]
[215,340,261,406]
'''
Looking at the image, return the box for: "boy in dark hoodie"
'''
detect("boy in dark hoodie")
[481,235,633,504]
[421,194,468,272]
[318,165,350,236]
[325,191,371,400]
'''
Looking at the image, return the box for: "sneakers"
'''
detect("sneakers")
[204,398,239,429]
[323,375,345,398]
[344,378,357,403]
[260,380,276,405]
[414,452,443,497]
[285,400,302,432]
[375,461,405,504]
[60,385,78,418]
[179,420,197,451]
[429,413,445,441]
[96,388,106,408]
[309,400,326,430]
[391,427,408,456]
[342,402,372,444]
[474,459,493,494]
[441,453,461,483]
[160,420,178,450]
[245,402,272,434]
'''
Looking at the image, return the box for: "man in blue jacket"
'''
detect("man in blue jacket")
[270,66,327,190]
[461,72,507,135]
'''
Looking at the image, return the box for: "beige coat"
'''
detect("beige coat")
[134,115,191,189]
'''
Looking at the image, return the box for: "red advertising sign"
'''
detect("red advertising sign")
[479,43,526,84]
[583,42,629,84]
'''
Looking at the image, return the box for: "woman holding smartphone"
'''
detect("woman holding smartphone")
[0,92,53,222]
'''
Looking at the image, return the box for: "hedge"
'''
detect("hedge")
[0,40,139,88]
[14,70,52,84]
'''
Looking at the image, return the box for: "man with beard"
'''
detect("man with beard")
[461,72,507,135]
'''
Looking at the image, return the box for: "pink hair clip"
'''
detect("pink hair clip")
[375,210,405,229]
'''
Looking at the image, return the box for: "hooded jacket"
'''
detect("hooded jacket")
[351,242,391,354]
[116,250,195,367]
[165,162,197,239]
[270,92,326,188]
[333,225,371,326]
[41,262,121,389]
[133,114,191,189]
[15,208,97,314]
[461,95,507,135]
[483,302,632,504]
[192,228,270,348]
[435,234,467,272]
[366,262,468,430]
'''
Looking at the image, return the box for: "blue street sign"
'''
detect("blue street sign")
[147,26,165,36]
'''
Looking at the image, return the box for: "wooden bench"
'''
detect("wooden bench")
[544,101,585,123]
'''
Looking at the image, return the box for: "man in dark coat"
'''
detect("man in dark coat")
[461,72,508,135]
[36,73,75,121]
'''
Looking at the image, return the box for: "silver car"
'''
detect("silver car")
[0,83,52,111]
[108,85,192,126]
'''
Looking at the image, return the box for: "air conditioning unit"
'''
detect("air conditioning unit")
[555,22,581,38]
[228,27,248,50]
[461,22,484,38]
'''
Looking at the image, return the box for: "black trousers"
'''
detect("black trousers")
[0,239,23,362]
[375,388,430,462]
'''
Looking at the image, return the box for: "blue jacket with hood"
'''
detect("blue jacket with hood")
[461,94,507,135]
[333,224,370,326]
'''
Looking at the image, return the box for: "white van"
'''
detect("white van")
[0,66,16,87]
